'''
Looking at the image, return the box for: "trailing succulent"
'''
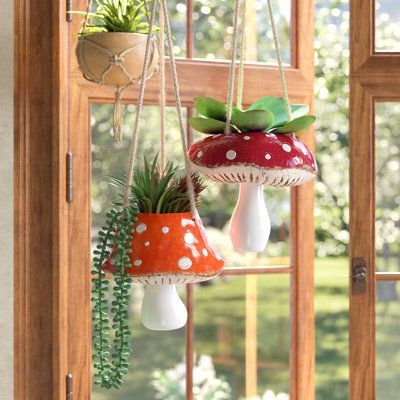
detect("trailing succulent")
[108,155,205,213]
[189,96,316,135]
[75,0,158,35]
[92,205,137,389]
[91,156,204,389]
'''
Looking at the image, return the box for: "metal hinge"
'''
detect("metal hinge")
[66,373,73,400]
[352,257,367,294]
[67,152,73,203]
[66,0,73,22]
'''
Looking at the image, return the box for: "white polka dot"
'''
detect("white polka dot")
[144,241,150,246]
[136,223,147,233]
[197,151,203,158]
[134,259,142,266]
[265,153,272,160]
[178,257,192,270]
[226,150,237,160]
[162,226,169,234]
[243,136,251,140]
[282,144,292,152]
[202,248,208,256]
[184,232,195,245]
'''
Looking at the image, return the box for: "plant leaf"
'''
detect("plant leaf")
[249,96,310,127]
[189,117,226,134]
[274,115,316,134]
[231,110,274,133]
[194,97,226,121]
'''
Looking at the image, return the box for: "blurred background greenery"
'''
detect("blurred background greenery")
[91,0,400,399]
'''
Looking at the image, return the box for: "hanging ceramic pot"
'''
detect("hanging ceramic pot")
[188,96,317,252]
[76,32,159,87]
[103,212,224,330]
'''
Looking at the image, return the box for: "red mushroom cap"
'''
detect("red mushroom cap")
[188,132,317,186]
[103,212,224,285]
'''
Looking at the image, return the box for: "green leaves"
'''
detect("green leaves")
[78,0,158,35]
[249,96,310,128]
[189,117,226,134]
[91,206,136,390]
[194,97,227,121]
[231,109,274,133]
[189,95,316,136]
[274,115,316,134]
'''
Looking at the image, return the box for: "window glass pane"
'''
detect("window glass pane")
[375,103,400,272]
[193,0,291,64]
[168,0,187,57]
[91,104,186,399]
[375,0,400,52]
[194,274,290,399]
[376,281,400,400]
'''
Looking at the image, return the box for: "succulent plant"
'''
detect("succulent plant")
[189,96,316,135]
[73,0,159,35]
[108,155,206,213]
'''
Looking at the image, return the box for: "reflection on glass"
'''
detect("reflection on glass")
[194,275,290,399]
[376,281,400,400]
[375,0,400,52]
[193,0,291,64]
[375,103,400,272]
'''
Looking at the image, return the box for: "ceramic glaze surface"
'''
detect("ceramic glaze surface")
[141,285,188,330]
[103,212,224,282]
[188,132,317,181]
[230,183,271,252]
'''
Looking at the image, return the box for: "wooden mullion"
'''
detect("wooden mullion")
[185,284,194,400]
[376,273,400,281]
[221,266,292,276]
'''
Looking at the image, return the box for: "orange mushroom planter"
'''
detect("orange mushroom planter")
[104,212,224,330]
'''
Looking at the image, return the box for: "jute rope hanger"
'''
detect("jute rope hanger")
[226,0,293,131]
[79,0,158,142]
[122,0,197,217]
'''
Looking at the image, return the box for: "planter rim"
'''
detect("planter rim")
[79,31,151,39]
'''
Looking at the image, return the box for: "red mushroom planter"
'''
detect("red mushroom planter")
[188,132,317,252]
[104,212,224,330]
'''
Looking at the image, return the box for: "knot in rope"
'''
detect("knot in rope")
[109,54,125,66]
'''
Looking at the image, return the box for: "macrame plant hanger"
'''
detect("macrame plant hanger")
[78,0,159,142]
[225,0,292,130]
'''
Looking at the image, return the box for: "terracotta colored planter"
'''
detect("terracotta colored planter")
[76,32,159,87]
[103,212,224,330]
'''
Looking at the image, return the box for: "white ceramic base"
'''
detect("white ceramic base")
[229,183,271,252]
[141,284,188,331]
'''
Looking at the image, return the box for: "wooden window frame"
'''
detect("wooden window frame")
[14,0,315,399]
[350,0,400,399]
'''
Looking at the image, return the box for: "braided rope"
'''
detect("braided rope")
[159,5,166,171]
[160,0,197,217]
[236,0,246,109]
[224,0,241,134]
[266,0,292,121]
[123,0,158,206]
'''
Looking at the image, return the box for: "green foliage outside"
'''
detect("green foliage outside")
[91,0,400,398]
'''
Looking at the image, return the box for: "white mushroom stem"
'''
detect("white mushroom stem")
[229,183,271,252]
[141,284,188,331]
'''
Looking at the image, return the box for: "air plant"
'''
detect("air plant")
[108,155,206,214]
[189,96,316,135]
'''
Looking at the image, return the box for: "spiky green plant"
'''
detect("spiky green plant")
[73,0,158,35]
[108,155,206,213]
[189,96,316,135]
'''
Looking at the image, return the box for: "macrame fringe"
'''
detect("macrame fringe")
[113,88,125,143]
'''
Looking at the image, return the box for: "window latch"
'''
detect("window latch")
[351,257,367,294]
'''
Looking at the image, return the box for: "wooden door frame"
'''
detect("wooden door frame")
[14,0,70,398]
[14,0,315,398]
[349,0,400,399]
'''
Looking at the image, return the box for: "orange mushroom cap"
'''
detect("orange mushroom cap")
[103,212,224,284]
